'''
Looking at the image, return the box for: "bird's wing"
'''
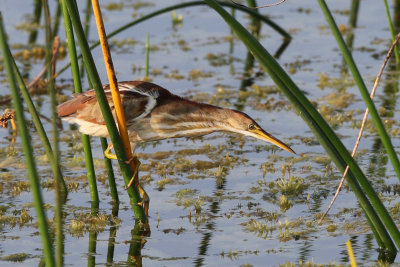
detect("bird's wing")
[57,81,161,125]
[111,81,160,123]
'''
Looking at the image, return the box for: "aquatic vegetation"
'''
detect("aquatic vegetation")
[0,253,31,262]
[278,195,293,212]
[279,261,343,267]
[68,212,119,237]
[242,219,274,239]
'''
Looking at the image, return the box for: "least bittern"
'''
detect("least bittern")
[57,81,295,213]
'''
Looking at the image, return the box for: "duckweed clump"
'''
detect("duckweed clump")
[175,189,204,212]
[0,208,33,228]
[242,219,274,239]
[68,212,119,237]
[275,175,308,196]
[278,195,293,212]
[0,253,31,262]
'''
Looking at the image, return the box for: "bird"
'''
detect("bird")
[57,81,295,212]
[57,80,294,154]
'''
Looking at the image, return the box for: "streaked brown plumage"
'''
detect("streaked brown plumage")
[57,81,294,154]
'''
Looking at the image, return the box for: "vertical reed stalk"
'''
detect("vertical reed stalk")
[0,12,55,267]
[348,0,360,27]
[345,0,360,50]
[43,0,66,192]
[80,0,118,200]
[101,138,119,202]
[52,2,62,39]
[43,1,67,265]
[75,0,117,203]
[60,0,99,205]
[383,0,400,65]
[29,0,42,45]
[80,0,92,78]
[63,0,146,221]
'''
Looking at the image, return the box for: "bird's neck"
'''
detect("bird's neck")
[148,100,234,140]
[175,104,232,133]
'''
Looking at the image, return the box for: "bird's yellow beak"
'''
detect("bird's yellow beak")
[250,127,295,154]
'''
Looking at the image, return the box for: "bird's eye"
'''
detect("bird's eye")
[248,124,256,130]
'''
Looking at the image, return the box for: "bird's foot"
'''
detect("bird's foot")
[125,155,140,167]
[104,142,117,160]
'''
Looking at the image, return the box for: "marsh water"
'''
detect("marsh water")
[1,0,400,266]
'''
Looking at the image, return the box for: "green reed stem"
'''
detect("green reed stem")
[246,0,261,37]
[0,12,55,267]
[383,0,400,65]
[84,135,99,205]
[52,2,62,39]
[56,0,291,77]
[145,32,150,77]
[79,2,114,202]
[54,192,64,267]
[43,0,67,194]
[204,0,398,253]
[80,0,92,78]
[60,0,99,205]
[63,0,146,221]
[100,138,119,203]
[348,0,360,28]
[344,0,360,51]
[29,0,42,45]
[60,0,81,93]
[43,2,67,265]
